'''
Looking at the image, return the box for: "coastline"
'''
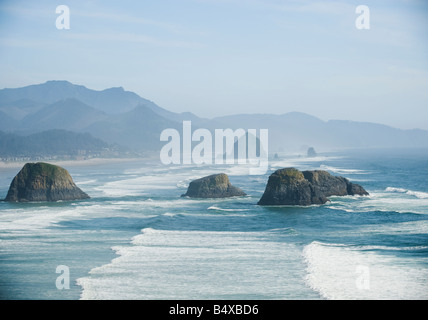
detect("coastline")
[0,157,149,170]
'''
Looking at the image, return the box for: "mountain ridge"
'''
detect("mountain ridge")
[0,129,124,160]
[1,81,428,154]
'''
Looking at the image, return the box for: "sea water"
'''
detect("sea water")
[0,149,427,300]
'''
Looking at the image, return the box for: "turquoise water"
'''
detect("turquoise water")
[1,149,427,300]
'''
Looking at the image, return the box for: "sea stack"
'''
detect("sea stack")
[181,173,247,198]
[257,167,368,206]
[4,162,90,202]
[307,147,317,158]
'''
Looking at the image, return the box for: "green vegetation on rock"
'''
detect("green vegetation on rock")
[181,173,247,198]
[4,162,90,202]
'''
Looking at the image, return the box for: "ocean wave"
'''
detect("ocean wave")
[358,244,428,251]
[303,241,428,300]
[207,206,248,212]
[271,155,344,164]
[162,212,179,217]
[78,228,308,299]
[267,227,298,235]
[96,175,178,197]
[269,156,345,171]
[0,205,91,231]
[385,187,407,193]
[357,220,428,236]
[329,191,428,215]
[140,227,158,235]
[328,205,359,213]
[320,165,368,175]
[386,187,428,199]
[74,179,97,185]
[176,181,189,188]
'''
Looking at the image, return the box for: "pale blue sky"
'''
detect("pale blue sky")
[1,0,427,129]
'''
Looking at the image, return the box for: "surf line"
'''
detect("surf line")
[160,120,269,175]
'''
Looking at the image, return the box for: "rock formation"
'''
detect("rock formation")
[302,170,368,197]
[257,167,368,206]
[307,147,317,157]
[4,162,90,202]
[181,173,247,198]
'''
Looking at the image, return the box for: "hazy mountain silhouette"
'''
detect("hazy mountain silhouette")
[0,129,120,158]
[0,98,47,121]
[20,98,108,133]
[0,80,169,116]
[85,104,181,150]
[1,81,428,156]
[0,111,18,131]
[213,112,428,151]
[213,112,329,151]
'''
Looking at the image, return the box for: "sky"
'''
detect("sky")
[0,0,427,130]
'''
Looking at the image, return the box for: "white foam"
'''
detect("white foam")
[78,228,312,299]
[328,205,359,213]
[385,187,407,193]
[357,220,428,236]
[320,165,368,175]
[357,244,428,251]
[406,190,428,199]
[162,212,178,217]
[74,179,97,185]
[386,187,428,199]
[0,206,88,232]
[269,159,315,170]
[329,191,428,215]
[98,164,254,197]
[96,175,177,197]
[140,227,158,235]
[176,181,190,188]
[226,164,258,176]
[207,206,248,212]
[96,165,220,197]
[303,241,428,300]
[269,158,369,177]
[270,155,344,167]
[0,198,161,235]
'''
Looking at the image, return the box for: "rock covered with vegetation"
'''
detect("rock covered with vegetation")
[257,168,368,206]
[4,162,90,202]
[181,173,246,198]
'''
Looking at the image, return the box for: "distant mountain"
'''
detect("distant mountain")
[85,104,181,150]
[0,81,201,151]
[0,129,122,159]
[213,112,428,152]
[0,80,176,116]
[1,81,428,156]
[328,120,428,149]
[0,110,18,131]
[20,98,108,133]
[0,80,136,114]
[213,112,334,152]
[0,98,47,120]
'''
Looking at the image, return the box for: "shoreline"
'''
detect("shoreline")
[0,157,153,169]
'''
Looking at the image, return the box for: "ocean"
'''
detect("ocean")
[0,148,427,300]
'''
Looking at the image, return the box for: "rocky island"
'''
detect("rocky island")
[257,167,368,206]
[181,173,247,198]
[4,162,90,202]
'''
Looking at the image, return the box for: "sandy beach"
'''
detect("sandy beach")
[0,157,148,170]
